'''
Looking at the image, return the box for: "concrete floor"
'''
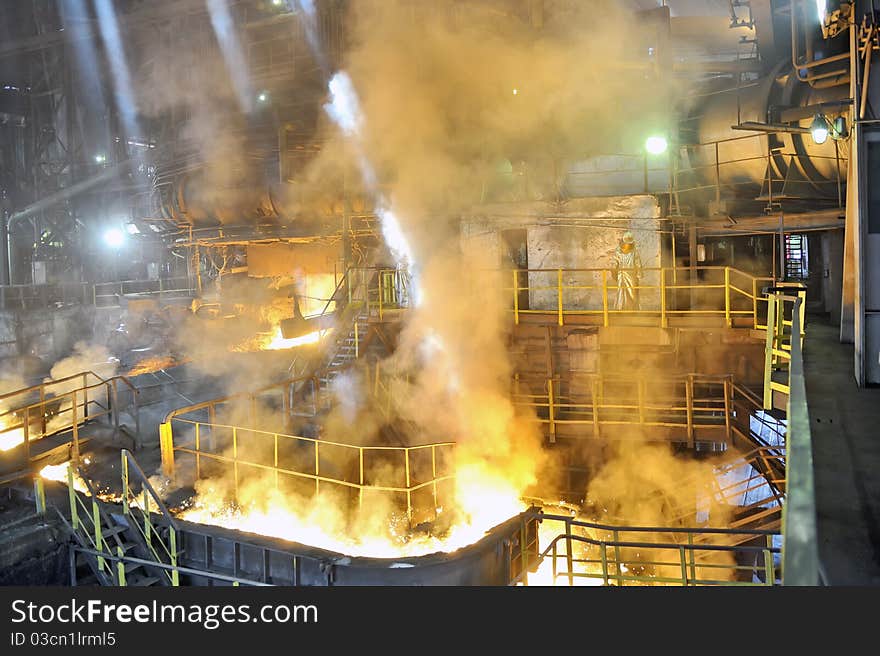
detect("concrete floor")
[803,315,880,584]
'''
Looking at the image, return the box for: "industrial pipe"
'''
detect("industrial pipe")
[790,0,849,86]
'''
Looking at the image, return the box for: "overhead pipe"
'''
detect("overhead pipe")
[4,162,126,284]
[791,0,850,87]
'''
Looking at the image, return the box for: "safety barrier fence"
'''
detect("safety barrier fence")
[162,416,455,526]
[510,266,774,328]
[762,285,807,409]
[0,276,194,311]
[517,511,780,586]
[510,372,735,445]
[0,370,139,472]
[119,450,180,585]
[779,294,819,584]
[47,453,299,587]
[338,265,776,330]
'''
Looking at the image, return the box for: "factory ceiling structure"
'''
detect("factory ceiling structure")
[0,0,878,591]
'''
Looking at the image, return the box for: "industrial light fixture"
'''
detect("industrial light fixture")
[94,154,106,164]
[103,227,125,249]
[512,88,518,96]
[645,136,668,155]
[810,113,829,144]
[809,113,848,144]
[257,91,269,103]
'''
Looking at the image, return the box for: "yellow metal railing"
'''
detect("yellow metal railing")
[163,417,455,525]
[348,267,409,321]
[0,370,139,470]
[509,266,774,328]
[511,372,735,445]
[762,284,807,409]
[65,465,122,585]
[519,512,779,586]
[120,450,180,586]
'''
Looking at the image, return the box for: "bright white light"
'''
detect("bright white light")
[272,0,283,5]
[257,91,268,103]
[512,88,518,95]
[377,207,414,269]
[125,223,140,235]
[645,136,668,155]
[816,0,826,23]
[94,154,106,164]
[811,113,829,144]
[325,72,362,136]
[103,228,125,248]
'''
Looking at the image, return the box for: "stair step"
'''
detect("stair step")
[75,573,99,586]
[101,525,128,538]
[124,561,144,574]
[127,576,161,587]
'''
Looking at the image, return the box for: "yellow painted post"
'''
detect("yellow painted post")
[117,547,126,586]
[763,295,776,409]
[688,533,697,583]
[274,434,279,491]
[765,534,775,584]
[724,267,731,327]
[679,546,688,585]
[601,270,609,327]
[405,448,412,524]
[359,447,364,510]
[143,489,152,551]
[660,268,667,328]
[600,544,609,585]
[431,445,438,512]
[723,377,732,443]
[34,477,46,516]
[23,410,30,467]
[354,322,359,359]
[379,275,384,320]
[557,269,564,326]
[71,390,79,464]
[121,452,129,515]
[613,530,622,585]
[67,465,78,530]
[93,502,105,572]
[686,374,695,448]
[547,378,556,443]
[314,442,320,497]
[752,277,758,329]
[512,269,520,325]
[159,422,175,477]
[232,427,239,501]
[82,372,88,420]
[561,519,573,586]
[169,528,179,586]
[195,423,201,481]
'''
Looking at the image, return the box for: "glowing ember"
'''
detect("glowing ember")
[263,327,325,351]
[0,422,25,451]
[127,355,182,376]
[39,462,88,493]
[233,326,330,352]
[176,467,526,559]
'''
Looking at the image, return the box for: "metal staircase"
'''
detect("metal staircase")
[57,451,183,587]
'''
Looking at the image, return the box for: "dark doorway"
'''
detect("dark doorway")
[503,229,529,311]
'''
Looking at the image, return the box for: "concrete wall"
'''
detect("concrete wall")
[0,305,123,378]
[461,196,664,313]
[821,230,844,325]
